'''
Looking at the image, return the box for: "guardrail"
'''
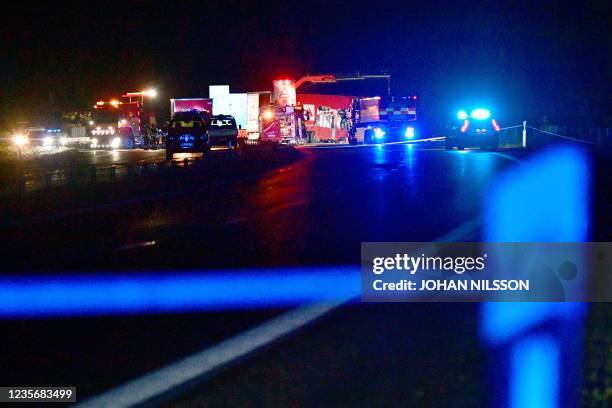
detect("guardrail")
[498,122,611,149]
[0,141,274,197]
[1,159,184,196]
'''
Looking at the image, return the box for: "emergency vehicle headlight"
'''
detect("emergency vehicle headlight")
[405,127,415,138]
[90,138,98,147]
[374,128,385,139]
[110,137,121,149]
[43,136,54,146]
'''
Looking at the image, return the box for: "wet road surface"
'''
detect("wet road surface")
[0,143,588,403]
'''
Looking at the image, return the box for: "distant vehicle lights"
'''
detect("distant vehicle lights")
[262,110,274,120]
[457,110,468,120]
[457,108,492,120]
[43,136,55,147]
[92,127,115,136]
[492,119,501,131]
[13,134,29,146]
[405,127,415,139]
[470,108,491,120]
[110,137,121,149]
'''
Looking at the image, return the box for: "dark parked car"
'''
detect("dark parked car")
[208,115,238,148]
[165,110,210,160]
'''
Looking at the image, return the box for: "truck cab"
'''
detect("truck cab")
[349,95,418,144]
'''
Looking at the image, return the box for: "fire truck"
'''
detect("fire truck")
[259,103,307,144]
[260,74,416,145]
[88,100,143,149]
[257,79,307,144]
[348,95,418,144]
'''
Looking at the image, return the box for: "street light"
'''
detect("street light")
[13,134,28,160]
[13,134,29,147]
[144,89,157,98]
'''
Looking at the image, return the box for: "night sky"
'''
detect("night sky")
[1,0,610,131]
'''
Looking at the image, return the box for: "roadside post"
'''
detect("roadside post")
[522,121,527,148]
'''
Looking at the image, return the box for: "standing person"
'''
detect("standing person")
[143,124,151,149]
[150,124,158,149]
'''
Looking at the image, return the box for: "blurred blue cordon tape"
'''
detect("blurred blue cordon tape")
[0,267,360,318]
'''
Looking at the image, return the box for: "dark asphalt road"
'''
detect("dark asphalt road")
[44,148,167,167]
[4,144,517,272]
[0,143,607,404]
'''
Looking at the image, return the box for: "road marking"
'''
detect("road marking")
[115,240,158,252]
[77,216,483,408]
[75,302,345,408]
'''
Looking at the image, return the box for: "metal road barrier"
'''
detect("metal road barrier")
[0,143,279,197]
[3,160,174,195]
[498,122,611,149]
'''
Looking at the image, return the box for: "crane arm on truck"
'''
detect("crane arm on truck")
[295,73,391,94]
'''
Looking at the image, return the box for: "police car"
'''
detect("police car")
[446,108,501,150]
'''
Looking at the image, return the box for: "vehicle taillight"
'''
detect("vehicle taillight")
[461,120,469,133]
[491,119,501,132]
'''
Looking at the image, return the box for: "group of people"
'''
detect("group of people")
[142,124,163,149]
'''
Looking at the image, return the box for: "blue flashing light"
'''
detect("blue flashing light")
[457,110,468,120]
[485,146,590,242]
[471,108,491,120]
[0,267,360,318]
[405,127,415,138]
[374,128,385,139]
